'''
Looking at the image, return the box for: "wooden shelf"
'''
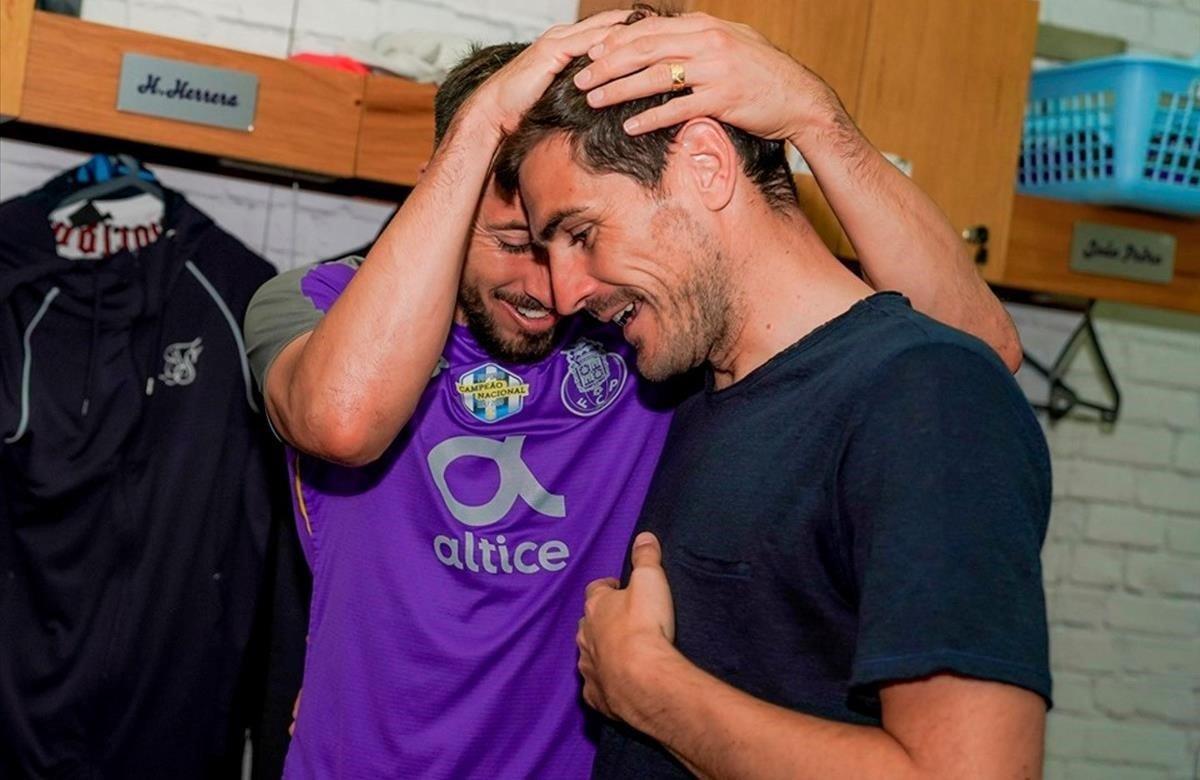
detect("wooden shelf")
[355,74,437,186]
[989,195,1200,314]
[1,5,435,186]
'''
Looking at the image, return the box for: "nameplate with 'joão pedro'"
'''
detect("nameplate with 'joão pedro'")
[117,53,258,132]
[1070,222,1176,285]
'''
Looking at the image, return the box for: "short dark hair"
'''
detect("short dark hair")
[435,42,528,146]
[494,16,797,210]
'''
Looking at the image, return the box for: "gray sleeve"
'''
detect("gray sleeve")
[242,256,364,393]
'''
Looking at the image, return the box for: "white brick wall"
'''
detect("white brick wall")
[2,0,1199,776]
[1013,301,1200,780]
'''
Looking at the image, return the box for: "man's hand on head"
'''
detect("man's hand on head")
[573,12,851,153]
[466,10,631,137]
[577,532,678,724]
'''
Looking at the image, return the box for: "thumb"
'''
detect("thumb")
[630,532,662,570]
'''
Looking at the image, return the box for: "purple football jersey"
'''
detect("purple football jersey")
[281,262,673,778]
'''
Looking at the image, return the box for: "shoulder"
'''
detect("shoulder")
[243,256,363,392]
[830,294,1017,399]
[252,255,363,315]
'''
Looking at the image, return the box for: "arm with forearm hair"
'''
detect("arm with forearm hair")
[262,15,625,465]
[264,111,497,465]
[793,103,1020,370]
[577,11,1021,370]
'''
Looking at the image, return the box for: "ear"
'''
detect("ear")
[669,119,736,212]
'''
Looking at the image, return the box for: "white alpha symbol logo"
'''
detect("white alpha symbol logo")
[426,435,565,527]
[427,435,571,576]
[159,337,204,387]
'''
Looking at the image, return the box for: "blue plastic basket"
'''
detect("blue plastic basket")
[1017,55,1200,217]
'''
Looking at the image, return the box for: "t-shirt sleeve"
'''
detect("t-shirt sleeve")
[243,256,362,393]
[839,341,1053,707]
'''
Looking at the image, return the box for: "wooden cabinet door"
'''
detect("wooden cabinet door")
[854,0,1038,272]
[1,0,36,121]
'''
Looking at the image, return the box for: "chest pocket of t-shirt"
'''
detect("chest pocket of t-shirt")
[667,546,752,678]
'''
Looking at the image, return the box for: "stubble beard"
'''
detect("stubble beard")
[457,284,560,364]
[636,208,735,382]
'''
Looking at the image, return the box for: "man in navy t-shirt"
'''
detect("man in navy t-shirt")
[500,11,1052,779]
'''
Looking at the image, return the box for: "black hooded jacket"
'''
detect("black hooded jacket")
[1,174,280,778]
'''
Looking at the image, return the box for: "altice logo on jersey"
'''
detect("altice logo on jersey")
[427,435,570,576]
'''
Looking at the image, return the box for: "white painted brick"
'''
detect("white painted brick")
[1044,757,1070,780]
[1120,384,1200,431]
[1129,343,1200,390]
[1080,423,1174,467]
[1040,0,1153,42]
[1105,593,1200,636]
[1126,552,1200,596]
[1051,627,1122,672]
[1051,671,1097,714]
[208,18,291,58]
[1049,586,1111,628]
[1070,544,1126,587]
[1142,6,1200,55]
[294,0,381,45]
[1045,713,1091,758]
[1174,433,1200,474]
[1043,542,1072,585]
[1083,721,1192,768]
[1095,676,1200,722]
[123,2,213,48]
[1051,499,1089,542]
[1059,460,1138,502]
[1065,762,1167,780]
[81,0,132,27]
[1118,635,1200,674]
[1165,518,1200,556]
[1136,471,1200,515]
[1087,504,1165,548]
[1095,304,1200,351]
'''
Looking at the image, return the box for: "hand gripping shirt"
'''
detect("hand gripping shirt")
[243,257,675,779]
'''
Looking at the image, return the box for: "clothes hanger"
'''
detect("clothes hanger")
[1022,300,1121,424]
[55,154,164,213]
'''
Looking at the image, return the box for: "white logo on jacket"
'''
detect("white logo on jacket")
[159,338,204,386]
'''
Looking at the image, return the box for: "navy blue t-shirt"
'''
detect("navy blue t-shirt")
[592,292,1052,778]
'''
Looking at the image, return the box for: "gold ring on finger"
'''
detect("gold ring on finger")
[668,62,687,91]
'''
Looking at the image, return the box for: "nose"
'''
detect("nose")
[526,256,554,311]
[549,252,599,316]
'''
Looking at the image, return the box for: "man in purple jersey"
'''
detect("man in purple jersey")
[243,9,1019,779]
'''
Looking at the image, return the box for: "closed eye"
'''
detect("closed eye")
[568,227,591,248]
[496,238,533,255]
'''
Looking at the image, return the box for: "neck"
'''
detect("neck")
[708,205,875,390]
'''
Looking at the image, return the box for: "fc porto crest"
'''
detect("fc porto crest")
[561,338,627,417]
[456,363,531,424]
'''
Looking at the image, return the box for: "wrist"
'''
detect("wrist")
[447,94,506,148]
[787,82,858,157]
[608,634,685,731]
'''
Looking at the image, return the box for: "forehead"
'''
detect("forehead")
[478,176,526,227]
[517,134,645,229]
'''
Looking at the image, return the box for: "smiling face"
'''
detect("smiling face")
[456,178,563,363]
[518,134,733,381]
